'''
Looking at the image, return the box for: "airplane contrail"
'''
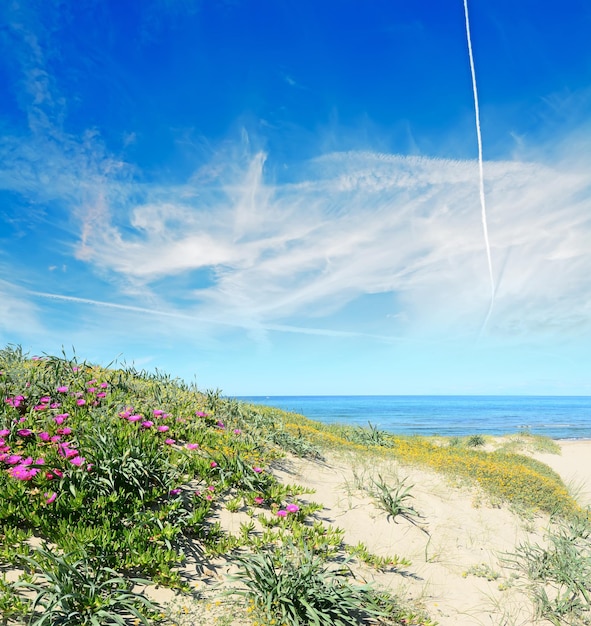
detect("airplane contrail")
[463,0,495,336]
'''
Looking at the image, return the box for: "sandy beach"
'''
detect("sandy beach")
[143,437,591,625]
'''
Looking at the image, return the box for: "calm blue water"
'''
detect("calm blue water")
[237,396,591,440]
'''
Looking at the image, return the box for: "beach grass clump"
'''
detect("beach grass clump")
[231,542,403,626]
[14,546,159,626]
[505,514,591,625]
[370,475,428,533]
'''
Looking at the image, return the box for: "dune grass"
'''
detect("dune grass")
[0,345,586,625]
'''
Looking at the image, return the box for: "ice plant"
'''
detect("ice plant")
[44,492,57,504]
[186,443,199,450]
[276,510,287,517]
[286,504,300,513]
[4,454,23,465]
[10,464,38,480]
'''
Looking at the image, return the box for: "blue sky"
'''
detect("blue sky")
[1,0,590,395]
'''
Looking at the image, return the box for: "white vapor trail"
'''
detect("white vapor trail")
[463,0,495,335]
[27,291,401,341]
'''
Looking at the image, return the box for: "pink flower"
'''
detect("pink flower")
[157,425,169,432]
[34,404,49,411]
[210,461,218,468]
[69,456,86,467]
[57,386,69,393]
[0,429,9,437]
[5,454,23,465]
[86,463,94,471]
[153,409,164,417]
[96,392,106,399]
[72,366,79,372]
[128,414,142,422]
[186,443,199,450]
[40,396,51,404]
[10,464,38,480]
[195,411,208,417]
[100,382,108,389]
[253,466,263,474]
[76,399,86,406]
[38,432,51,442]
[44,492,57,504]
[276,510,287,518]
[119,411,131,419]
[50,402,61,409]
[57,427,72,436]
[54,415,66,425]
[233,429,242,435]
[86,387,96,393]
[164,438,175,445]
[254,496,264,505]
[17,429,33,437]
[169,488,181,496]
[216,421,225,429]
[50,435,61,443]
[286,504,299,513]
[207,485,215,492]
[141,421,154,428]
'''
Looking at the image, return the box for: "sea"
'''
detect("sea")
[237,396,591,440]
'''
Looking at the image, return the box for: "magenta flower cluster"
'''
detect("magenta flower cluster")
[1,380,113,493]
[276,503,300,517]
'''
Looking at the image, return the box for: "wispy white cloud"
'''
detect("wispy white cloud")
[56,142,590,341]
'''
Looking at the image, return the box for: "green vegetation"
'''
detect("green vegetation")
[0,345,585,625]
[505,516,591,625]
[369,475,428,533]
